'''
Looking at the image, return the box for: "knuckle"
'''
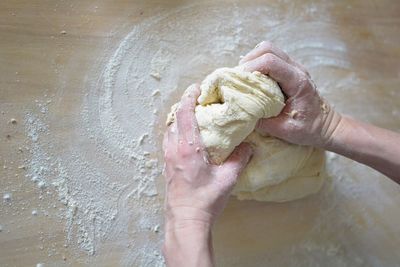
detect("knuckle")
[255,40,266,48]
[298,76,313,90]
[295,64,311,78]
[261,53,277,67]
[260,40,273,50]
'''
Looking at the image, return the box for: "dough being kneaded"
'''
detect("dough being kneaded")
[167,67,325,202]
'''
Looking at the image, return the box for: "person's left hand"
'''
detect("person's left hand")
[163,84,253,230]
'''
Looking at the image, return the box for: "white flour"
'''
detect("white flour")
[19,1,400,266]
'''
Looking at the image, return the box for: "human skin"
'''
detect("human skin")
[162,42,400,267]
[239,41,400,182]
[162,84,253,267]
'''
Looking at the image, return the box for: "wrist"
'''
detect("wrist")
[318,100,344,149]
[320,112,348,151]
[165,205,214,232]
[164,219,211,243]
[165,197,218,228]
[165,220,212,236]
[163,218,213,267]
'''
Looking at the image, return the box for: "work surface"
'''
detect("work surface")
[1,0,400,266]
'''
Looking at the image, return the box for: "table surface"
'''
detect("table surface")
[1,0,400,266]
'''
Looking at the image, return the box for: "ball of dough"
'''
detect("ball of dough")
[195,67,285,164]
[167,67,325,202]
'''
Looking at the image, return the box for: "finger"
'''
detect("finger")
[256,116,288,138]
[239,41,290,65]
[164,113,179,148]
[255,99,297,138]
[215,143,253,190]
[241,53,303,97]
[239,41,310,76]
[162,130,168,152]
[175,84,201,146]
[296,62,311,78]
[163,123,180,165]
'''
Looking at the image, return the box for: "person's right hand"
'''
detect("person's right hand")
[239,41,342,148]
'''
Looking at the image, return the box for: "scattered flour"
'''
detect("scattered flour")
[3,193,12,202]
[16,1,399,267]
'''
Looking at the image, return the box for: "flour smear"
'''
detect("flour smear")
[22,1,400,266]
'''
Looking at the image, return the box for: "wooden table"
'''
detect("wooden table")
[1,0,400,266]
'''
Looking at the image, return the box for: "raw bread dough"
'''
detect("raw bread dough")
[234,132,325,202]
[195,68,285,163]
[167,67,325,202]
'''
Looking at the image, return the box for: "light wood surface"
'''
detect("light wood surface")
[1,1,400,266]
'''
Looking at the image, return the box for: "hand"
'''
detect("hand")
[239,41,342,148]
[163,84,253,229]
[163,84,253,266]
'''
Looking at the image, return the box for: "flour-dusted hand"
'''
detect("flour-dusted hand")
[239,41,342,147]
[240,41,400,182]
[162,84,253,267]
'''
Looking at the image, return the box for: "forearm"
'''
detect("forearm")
[324,115,400,182]
[163,220,214,267]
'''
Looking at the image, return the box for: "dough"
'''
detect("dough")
[167,67,325,202]
[195,68,285,163]
[234,132,325,202]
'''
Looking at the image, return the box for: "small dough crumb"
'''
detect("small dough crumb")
[3,193,12,202]
[287,110,299,119]
[150,72,161,80]
[321,102,329,114]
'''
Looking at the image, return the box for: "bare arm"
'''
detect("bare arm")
[240,41,400,183]
[325,116,400,182]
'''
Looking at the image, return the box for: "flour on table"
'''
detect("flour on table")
[15,1,397,266]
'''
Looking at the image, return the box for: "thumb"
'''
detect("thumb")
[216,142,253,190]
[256,116,286,137]
[256,97,294,137]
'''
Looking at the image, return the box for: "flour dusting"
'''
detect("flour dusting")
[19,1,400,266]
